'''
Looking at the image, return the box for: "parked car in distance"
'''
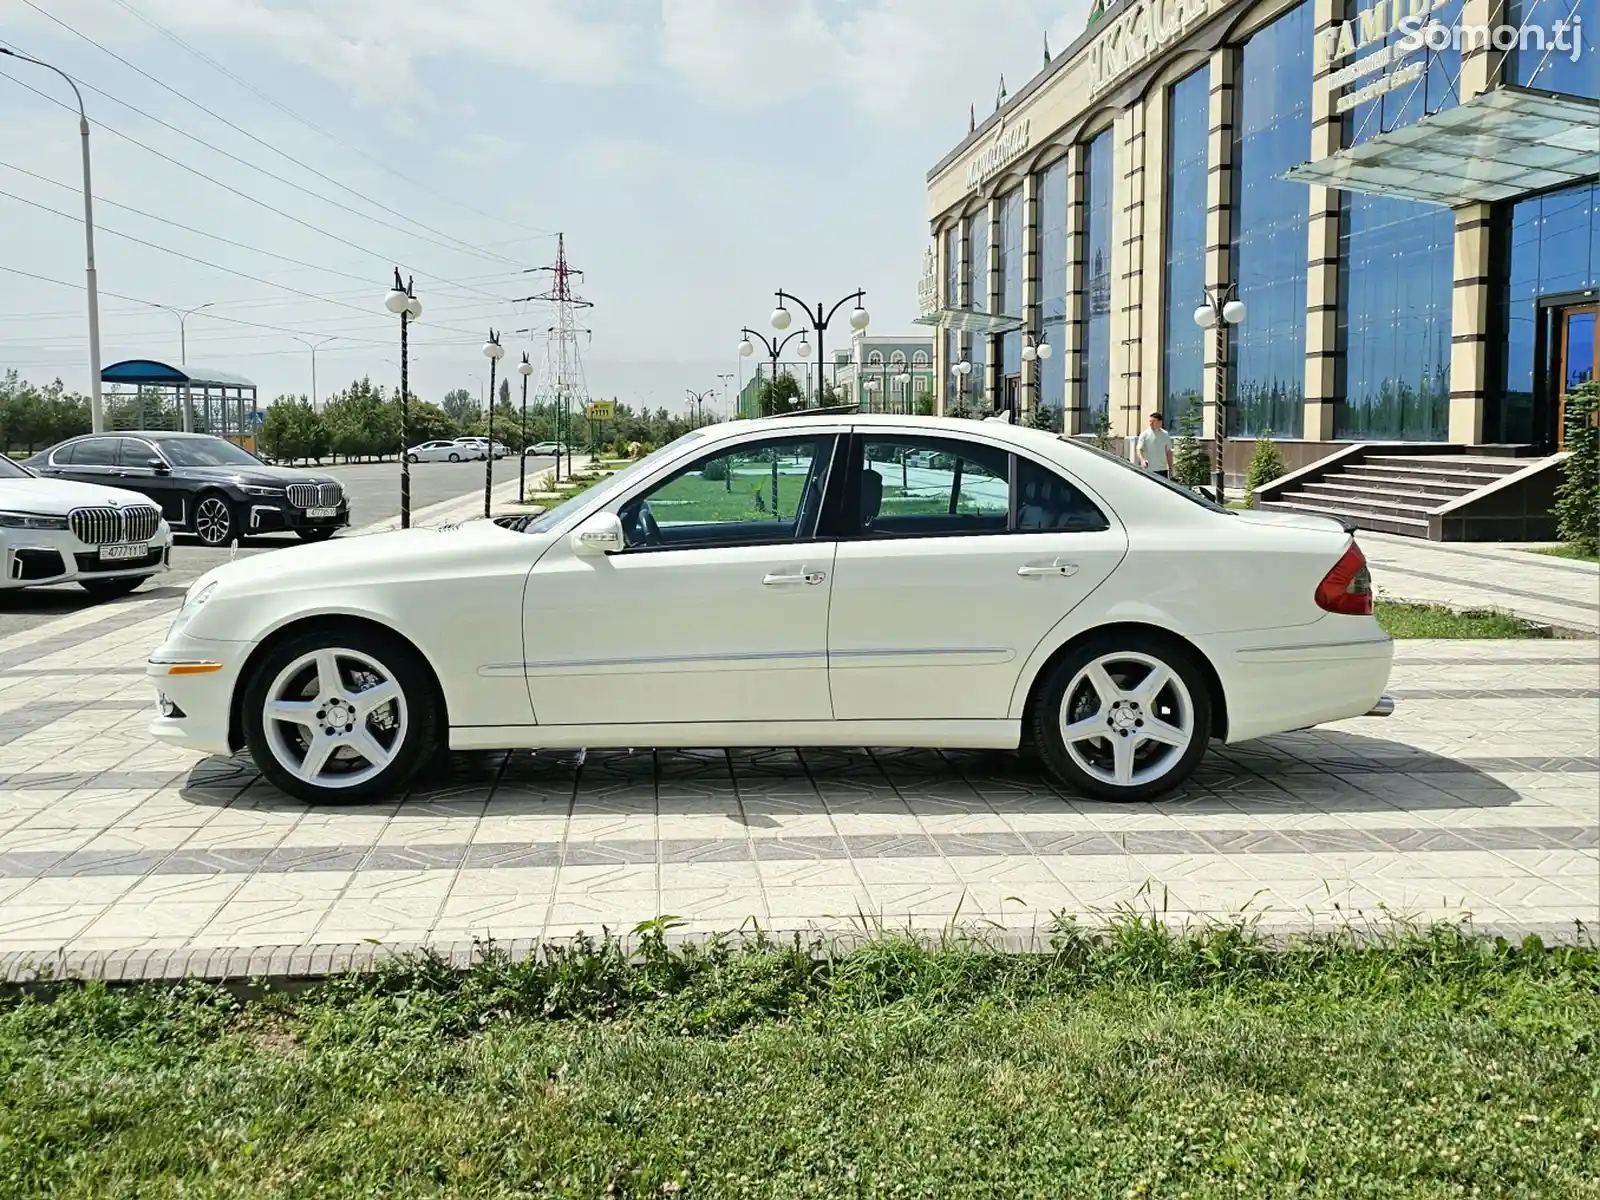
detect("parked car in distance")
[27,432,349,548]
[456,437,508,459]
[148,414,1395,807]
[1,454,172,599]
[524,441,564,456]
[406,440,483,463]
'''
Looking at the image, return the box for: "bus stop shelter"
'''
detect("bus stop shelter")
[100,360,260,449]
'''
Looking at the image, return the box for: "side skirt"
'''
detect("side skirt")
[447,719,1022,753]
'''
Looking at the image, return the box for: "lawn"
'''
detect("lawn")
[1376,600,1547,639]
[1531,544,1600,565]
[2,922,1596,1198]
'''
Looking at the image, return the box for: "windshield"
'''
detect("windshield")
[0,456,33,480]
[1064,439,1229,514]
[513,430,709,535]
[158,437,266,468]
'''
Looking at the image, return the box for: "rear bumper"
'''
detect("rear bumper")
[1200,625,1395,744]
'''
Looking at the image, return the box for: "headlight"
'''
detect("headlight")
[168,580,218,636]
[0,511,70,531]
[239,485,286,497]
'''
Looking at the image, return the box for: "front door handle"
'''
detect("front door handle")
[1017,559,1079,578]
[763,569,827,587]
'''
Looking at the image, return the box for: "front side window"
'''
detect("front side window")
[119,438,163,467]
[619,435,834,550]
[158,437,264,468]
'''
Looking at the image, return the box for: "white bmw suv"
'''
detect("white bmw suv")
[0,453,173,600]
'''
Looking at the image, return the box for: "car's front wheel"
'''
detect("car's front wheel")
[78,575,149,601]
[448,452,461,463]
[242,627,439,804]
[193,492,235,547]
[1029,634,1212,803]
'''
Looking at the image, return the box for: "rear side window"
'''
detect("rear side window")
[50,442,76,465]
[71,438,119,466]
[1016,456,1110,532]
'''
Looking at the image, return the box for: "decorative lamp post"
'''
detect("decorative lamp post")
[862,378,879,412]
[739,327,813,415]
[771,289,868,405]
[952,357,974,415]
[895,369,913,414]
[1192,286,1246,502]
[384,270,420,528]
[517,352,534,502]
[1020,335,1053,424]
[481,330,505,518]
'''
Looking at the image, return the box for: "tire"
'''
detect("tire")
[193,492,235,547]
[448,452,460,463]
[406,453,419,463]
[241,626,439,805]
[295,528,336,542]
[78,574,149,601]
[1028,633,1212,803]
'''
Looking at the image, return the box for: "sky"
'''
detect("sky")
[0,0,1091,419]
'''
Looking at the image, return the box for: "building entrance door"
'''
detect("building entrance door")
[1554,304,1597,449]
[1002,374,1019,422]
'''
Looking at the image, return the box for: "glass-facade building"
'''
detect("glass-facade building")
[924,0,1597,465]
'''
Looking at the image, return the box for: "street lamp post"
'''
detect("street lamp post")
[1193,285,1247,502]
[2,47,105,433]
[686,387,715,426]
[517,352,534,501]
[895,369,912,415]
[738,327,811,415]
[290,335,339,412]
[482,330,505,519]
[1020,334,1055,425]
[384,269,421,528]
[952,357,974,416]
[716,372,734,420]
[770,289,869,406]
[152,302,213,430]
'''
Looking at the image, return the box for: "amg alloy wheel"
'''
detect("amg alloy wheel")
[1030,636,1211,802]
[193,494,234,546]
[242,629,438,804]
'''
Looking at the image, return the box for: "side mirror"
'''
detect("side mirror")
[147,458,170,474]
[570,510,624,556]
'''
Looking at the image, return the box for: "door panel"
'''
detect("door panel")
[522,541,836,726]
[114,438,185,523]
[55,436,120,485]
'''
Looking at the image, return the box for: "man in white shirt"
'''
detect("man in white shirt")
[1135,411,1174,478]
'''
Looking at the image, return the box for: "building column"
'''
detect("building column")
[1063,143,1088,435]
[1021,171,1040,418]
[1202,46,1237,445]
[1303,0,1347,441]
[1139,84,1169,431]
[1448,0,1508,446]
[1111,104,1148,438]
[985,196,1001,413]
[934,229,950,416]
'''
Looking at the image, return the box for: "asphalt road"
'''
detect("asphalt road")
[0,456,552,638]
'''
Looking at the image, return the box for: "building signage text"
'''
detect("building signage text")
[964,116,1031,192]
[1087,0,1219,99]
[917,243,939,316]
[1316,0,1454,115]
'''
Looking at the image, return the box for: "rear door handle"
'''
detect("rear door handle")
[763,569,827,587]
[1017,559,1079,578]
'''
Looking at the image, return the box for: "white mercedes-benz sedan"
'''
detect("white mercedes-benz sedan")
[2,454,173,599]
[147,414,1394,805]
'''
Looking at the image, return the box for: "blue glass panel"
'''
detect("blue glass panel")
[1345,0,1466,145]
[1229,1,1312,438]
[1083,130,1115,428]
[943,225,959,308]
[1501,180,1600,441]
[964,211,987,314]
[1037,159,1068,430]
[1508,0,1598,98]
[1162,67,1209,433]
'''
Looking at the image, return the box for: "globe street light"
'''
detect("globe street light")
[1193,285,1246,502]
[482,329,505,518]
[517,352,534,502]
[384,269,421,528]
[952,357,973,415]
[1,47,106,432]
[1020,335,1053,424]
[770,288,868,405]
[739,326,813,415]
[289,335,339,412]
[895,369,913,414]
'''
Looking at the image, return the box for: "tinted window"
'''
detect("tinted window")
[0,456,31,480]
[1015,457,1110,532]
[119,438,162,467]
[72,438,119,466]
[621,435,833,550]
[854,435,1009,537]
[157,437,263,468]
[49,442,75,466]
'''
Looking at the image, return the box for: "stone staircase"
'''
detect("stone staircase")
[1256,451,1560,540]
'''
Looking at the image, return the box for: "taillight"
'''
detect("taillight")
[1315,542,1374,615]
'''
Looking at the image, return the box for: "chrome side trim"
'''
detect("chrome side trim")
[1364,694,1396,717]
[488,645,1017,678]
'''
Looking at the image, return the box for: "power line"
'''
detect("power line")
[107,0,558,244]
[0,64,521,307]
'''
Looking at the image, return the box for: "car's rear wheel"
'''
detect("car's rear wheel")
[448,452,461,462]
[242,628,439,805]
[1029,634,1211,803]
[295,528,336,542]
[406,453,419,463]
[193,493,235,547]
[78,575,149,601]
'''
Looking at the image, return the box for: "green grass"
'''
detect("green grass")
[1375,599,1547,639]
[1531,544,1600,565]
[1,921,1597,1198]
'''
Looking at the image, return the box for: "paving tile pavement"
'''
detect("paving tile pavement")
[0,586,1596,983]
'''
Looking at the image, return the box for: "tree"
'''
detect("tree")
[1091,410,1118,454]
[498,378,511,408]
[441,388,479,425]
[405,400,457,446]
[758,372,803,417]
[1244,429,1286,505]
[1024,404,1057,431]
[322,376,395,460]
[257,396,327,463]
[1556,380,1599,555]
[1172,405,1211,489]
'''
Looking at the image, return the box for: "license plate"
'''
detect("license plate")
[99,543,146,561]
[305,507,337,519]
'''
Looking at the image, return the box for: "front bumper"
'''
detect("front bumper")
[244,499,351,535]
[146,632,247,756]
[3,530,173,590]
